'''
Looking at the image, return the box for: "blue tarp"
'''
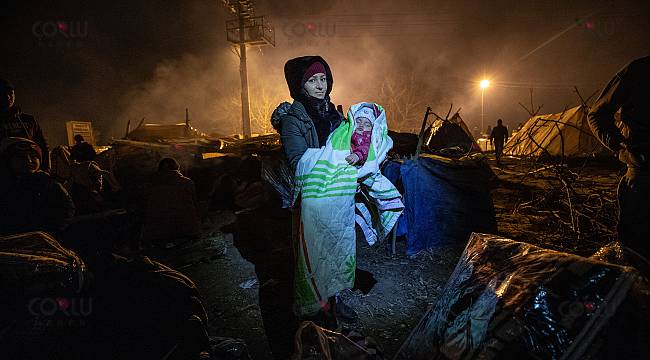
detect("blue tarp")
[384,156,496,255]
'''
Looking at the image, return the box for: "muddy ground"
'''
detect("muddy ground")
[147,153,625,359]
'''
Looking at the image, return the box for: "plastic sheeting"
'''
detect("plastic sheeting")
[0,231,87,357]
[395,233,650,360]
[399,155,496,255]
[293,321,378,360]
[0,231,86,292]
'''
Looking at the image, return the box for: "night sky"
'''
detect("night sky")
[2,0,649,144]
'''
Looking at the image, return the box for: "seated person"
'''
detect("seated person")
[0,137,75,236]
[67,161,113,215]
[70,134,96,162]
[141,158,201,245]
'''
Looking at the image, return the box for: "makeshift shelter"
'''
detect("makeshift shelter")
[104,132,270,202]
[126,122,205,141]
[396,233,650,360]
[0,231,212,359]
[387,130,419,156]
[424,113,482,155]
[383,154,496,255]
[503,105,608,157]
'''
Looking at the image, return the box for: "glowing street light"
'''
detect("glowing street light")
[480,79,491,135]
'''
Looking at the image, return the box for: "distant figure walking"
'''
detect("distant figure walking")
[70,134,96,162]
[490,119,509,165]
[588,55,650,261]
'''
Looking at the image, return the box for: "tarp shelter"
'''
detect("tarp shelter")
[0,231,211,359]
[503,105,608,157]
[383,154,496,256]
[395,233,650,360]
[425,113,482,154]
[0,232,87,357]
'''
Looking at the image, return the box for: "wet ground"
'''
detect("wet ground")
[147,153,625,359]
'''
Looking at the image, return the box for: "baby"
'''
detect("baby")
[345,106,375,166]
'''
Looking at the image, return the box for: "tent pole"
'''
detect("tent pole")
[415,107,432,158]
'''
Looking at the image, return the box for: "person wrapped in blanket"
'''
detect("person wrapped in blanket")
[345,106,374,166]
[272,56,359,330]
[344,104,405,247]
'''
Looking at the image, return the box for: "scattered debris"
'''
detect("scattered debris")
[238,278,258,289]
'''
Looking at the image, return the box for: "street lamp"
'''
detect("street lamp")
[480,79,490,136]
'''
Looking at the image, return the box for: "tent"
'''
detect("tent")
[425,113,482,154]
[503,105,608,157]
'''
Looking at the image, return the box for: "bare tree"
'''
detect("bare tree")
[376,71,426,132]
[250,86,285,135]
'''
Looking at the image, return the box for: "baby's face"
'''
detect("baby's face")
[355,117,373,132]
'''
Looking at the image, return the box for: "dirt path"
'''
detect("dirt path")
[178,212,274,360]
[338,240,460,357]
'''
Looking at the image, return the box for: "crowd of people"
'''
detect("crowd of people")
[1,78,211,358]
[0,77,202,246]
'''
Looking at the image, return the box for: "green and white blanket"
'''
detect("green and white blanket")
[293,102,403,316]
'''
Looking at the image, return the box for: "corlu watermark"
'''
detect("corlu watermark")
[32,20,88,48]
[28,296,93,328]
[282,21,336,40]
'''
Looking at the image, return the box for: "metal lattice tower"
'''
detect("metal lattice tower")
[222,0,275,137]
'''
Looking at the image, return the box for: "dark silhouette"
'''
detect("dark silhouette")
[222,153,297,360]
[588,55,650,261]
[0,79,49,169]
[490,119,509,165]
[0,137,74,236]
[67,161,113,215]
[140,157,201,245]
[70,134,96,162]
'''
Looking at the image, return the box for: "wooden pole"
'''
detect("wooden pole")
[415,107,432,158]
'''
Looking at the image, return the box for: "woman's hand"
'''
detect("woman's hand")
[345,153,360,165]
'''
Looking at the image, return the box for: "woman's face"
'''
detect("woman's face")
[303,73,327,99]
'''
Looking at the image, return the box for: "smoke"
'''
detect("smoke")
[4,0,649,144]
[117,0,475,136]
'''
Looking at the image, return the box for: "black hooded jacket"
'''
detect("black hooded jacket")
[588,55,650,169]
[0,107,50,169]
[283,56,334,101]
[273,56,343,171]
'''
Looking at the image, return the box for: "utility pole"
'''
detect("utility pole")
[222,0,275,138]
[237,3,251,138]
[479,89,485,136]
